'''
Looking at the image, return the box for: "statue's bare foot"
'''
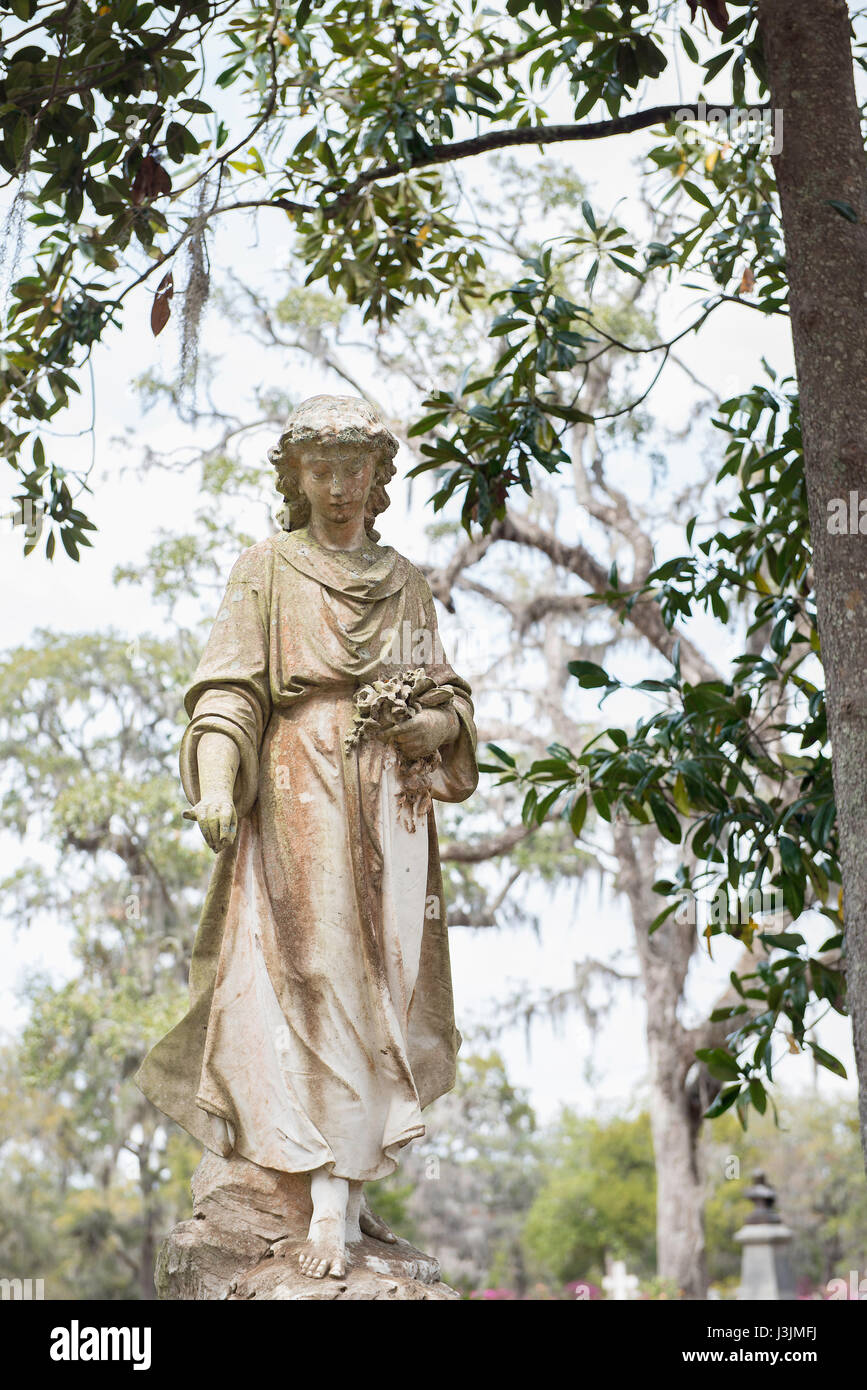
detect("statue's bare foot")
[359,1196,397,1244]
[298,1218,346,1279]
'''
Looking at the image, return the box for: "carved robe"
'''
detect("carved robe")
[136,527,477,1181]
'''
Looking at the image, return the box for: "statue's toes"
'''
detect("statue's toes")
[299,1252,324,1279]
[360,1209,397,1243]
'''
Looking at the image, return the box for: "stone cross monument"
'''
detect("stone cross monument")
[602,1259,640,1300]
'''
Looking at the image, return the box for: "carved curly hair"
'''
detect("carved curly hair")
[268,395,399,538]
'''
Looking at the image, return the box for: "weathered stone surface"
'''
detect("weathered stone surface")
[157,1151,459,1302]
[154,1151,303,1300]
[140,397,479,1291]
[227,1236,460,1301]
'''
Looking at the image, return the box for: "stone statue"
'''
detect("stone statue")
[136,396,478,1293]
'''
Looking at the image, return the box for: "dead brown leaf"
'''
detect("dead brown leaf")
[131,155,172,206]
[738,266,756,295]
[151,270,174,337]
[687,0,729,34]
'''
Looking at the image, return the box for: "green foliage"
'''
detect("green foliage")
[485,374,846,1116]
[522,1111,656,1284]
[1,0,774,549]
[408,137,785,532]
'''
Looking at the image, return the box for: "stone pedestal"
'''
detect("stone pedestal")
[736,1223,796,1301]
[734,1171,796,1301]
[156,1151,460,1302]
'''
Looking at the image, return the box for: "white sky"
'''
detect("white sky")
[0,20,857,1123]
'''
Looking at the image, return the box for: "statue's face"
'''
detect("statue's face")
[297,447,376,526]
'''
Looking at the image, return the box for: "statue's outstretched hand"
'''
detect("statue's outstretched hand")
[184,798,238,854]
[382,707,459,760]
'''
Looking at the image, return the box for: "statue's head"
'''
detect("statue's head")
[268,395,399,538]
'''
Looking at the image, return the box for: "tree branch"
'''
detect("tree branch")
[323,105,770,210]
[217,104,772,220]
[441,823,534,862]
[494,513,722,685]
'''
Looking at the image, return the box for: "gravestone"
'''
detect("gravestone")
[602,1259,640,1300]
[735,1170,796,1301]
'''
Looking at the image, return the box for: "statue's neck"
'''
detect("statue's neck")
[305,515,367,553]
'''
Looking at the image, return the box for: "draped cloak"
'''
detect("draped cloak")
[135,527,478,1182]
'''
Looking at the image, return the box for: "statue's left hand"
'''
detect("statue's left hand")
[184,798,238,854]
[382,707,459,760]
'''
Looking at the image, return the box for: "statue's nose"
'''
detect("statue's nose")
[330,475,344,495]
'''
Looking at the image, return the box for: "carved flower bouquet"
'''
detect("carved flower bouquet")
[344,667,455,829]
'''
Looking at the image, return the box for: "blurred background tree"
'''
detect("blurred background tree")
[520,1110,656,1287]
[0,632,204,1297]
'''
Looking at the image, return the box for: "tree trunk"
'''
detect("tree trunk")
[645,1032,706,1299]
[759,0,867,1165]
[138,1151,157,1302]
[613,824,708,1298]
